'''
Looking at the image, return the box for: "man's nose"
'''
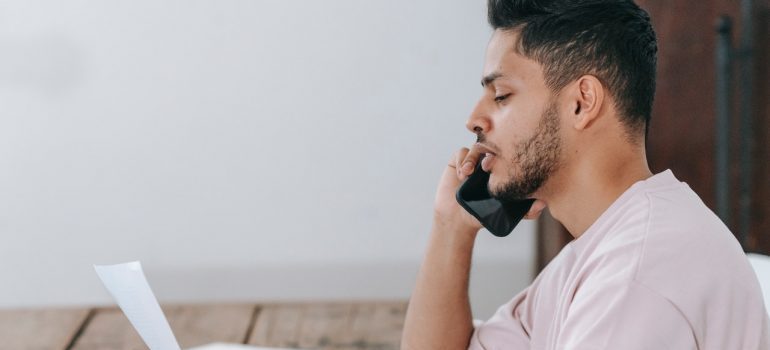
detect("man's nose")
[466,101,491,136]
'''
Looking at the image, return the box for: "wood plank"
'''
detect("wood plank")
[248,302,407,350]
[340,302,406,350]
[69,307,144,350]
[297,303,354,349]
[168,304,255,348]
[248,304,304,348]
[71,304,255,350]
[0,307,91,350]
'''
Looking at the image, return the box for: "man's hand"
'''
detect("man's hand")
[433,145,547,233]
[401,146,547,350]
[432,147,484,234]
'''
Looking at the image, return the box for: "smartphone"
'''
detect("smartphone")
[455,155,535,237]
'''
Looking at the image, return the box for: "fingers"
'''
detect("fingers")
[450,148,468,179]
[457,146,484,180]
[523,199,547,220]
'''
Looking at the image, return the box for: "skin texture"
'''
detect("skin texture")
[491,96,562,204]
[401,29,653,349]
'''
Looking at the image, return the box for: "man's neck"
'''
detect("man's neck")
[540,149,653,239]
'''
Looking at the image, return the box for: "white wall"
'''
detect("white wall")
[0,0,535,319]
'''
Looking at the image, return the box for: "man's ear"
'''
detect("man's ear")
[569,75,604,131]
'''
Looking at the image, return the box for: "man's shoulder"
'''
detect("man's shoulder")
[628,181,763,319]
[534,176,749,300]
[639,181,745,277]
[579,180,744,292]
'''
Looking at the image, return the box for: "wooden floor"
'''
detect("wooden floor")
[0,301,407,350]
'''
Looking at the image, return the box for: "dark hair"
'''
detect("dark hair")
[488,0,657,141]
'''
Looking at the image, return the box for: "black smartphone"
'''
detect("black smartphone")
[455,155,535,237]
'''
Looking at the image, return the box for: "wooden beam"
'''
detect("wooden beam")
[0,308,91,350]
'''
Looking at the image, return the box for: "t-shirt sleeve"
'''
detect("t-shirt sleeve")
[467,288,532,350]
[557,280,697,350]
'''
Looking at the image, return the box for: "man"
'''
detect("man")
[401,0,770,349]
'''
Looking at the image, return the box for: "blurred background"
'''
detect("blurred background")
[0,0,767,321]
[0,0,534,319]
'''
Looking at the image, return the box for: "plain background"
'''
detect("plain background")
[0,0,535,319]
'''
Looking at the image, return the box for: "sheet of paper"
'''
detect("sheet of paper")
[94,261,181,350]
[187,343,296,350]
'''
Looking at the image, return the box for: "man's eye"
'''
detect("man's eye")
[494,93,512,103]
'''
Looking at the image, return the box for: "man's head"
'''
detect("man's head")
[467,0,657,202]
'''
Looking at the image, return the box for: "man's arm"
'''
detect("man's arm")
[400,221,478,350]
[401,147,483,350]
[401,147,545,349]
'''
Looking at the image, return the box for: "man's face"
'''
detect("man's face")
[467,29,563,202]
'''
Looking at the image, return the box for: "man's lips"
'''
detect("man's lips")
[472,143,498,172]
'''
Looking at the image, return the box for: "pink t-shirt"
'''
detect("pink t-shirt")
[469,170,770,350]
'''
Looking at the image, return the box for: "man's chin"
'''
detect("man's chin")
[487,176,503,196]
[487,172,509,194]
[490,178,535,202]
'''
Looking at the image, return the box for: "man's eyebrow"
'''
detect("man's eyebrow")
[481,72,504,88]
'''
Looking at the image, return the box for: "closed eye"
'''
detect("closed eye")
[494,93,512,103]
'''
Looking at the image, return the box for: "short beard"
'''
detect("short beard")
[492,99,562,203]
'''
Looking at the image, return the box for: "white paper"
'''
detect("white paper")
[94,261,181,350]
[187,343,293,350]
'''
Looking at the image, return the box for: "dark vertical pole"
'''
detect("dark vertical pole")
[715,16,733,228]
[738,0,755,248]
